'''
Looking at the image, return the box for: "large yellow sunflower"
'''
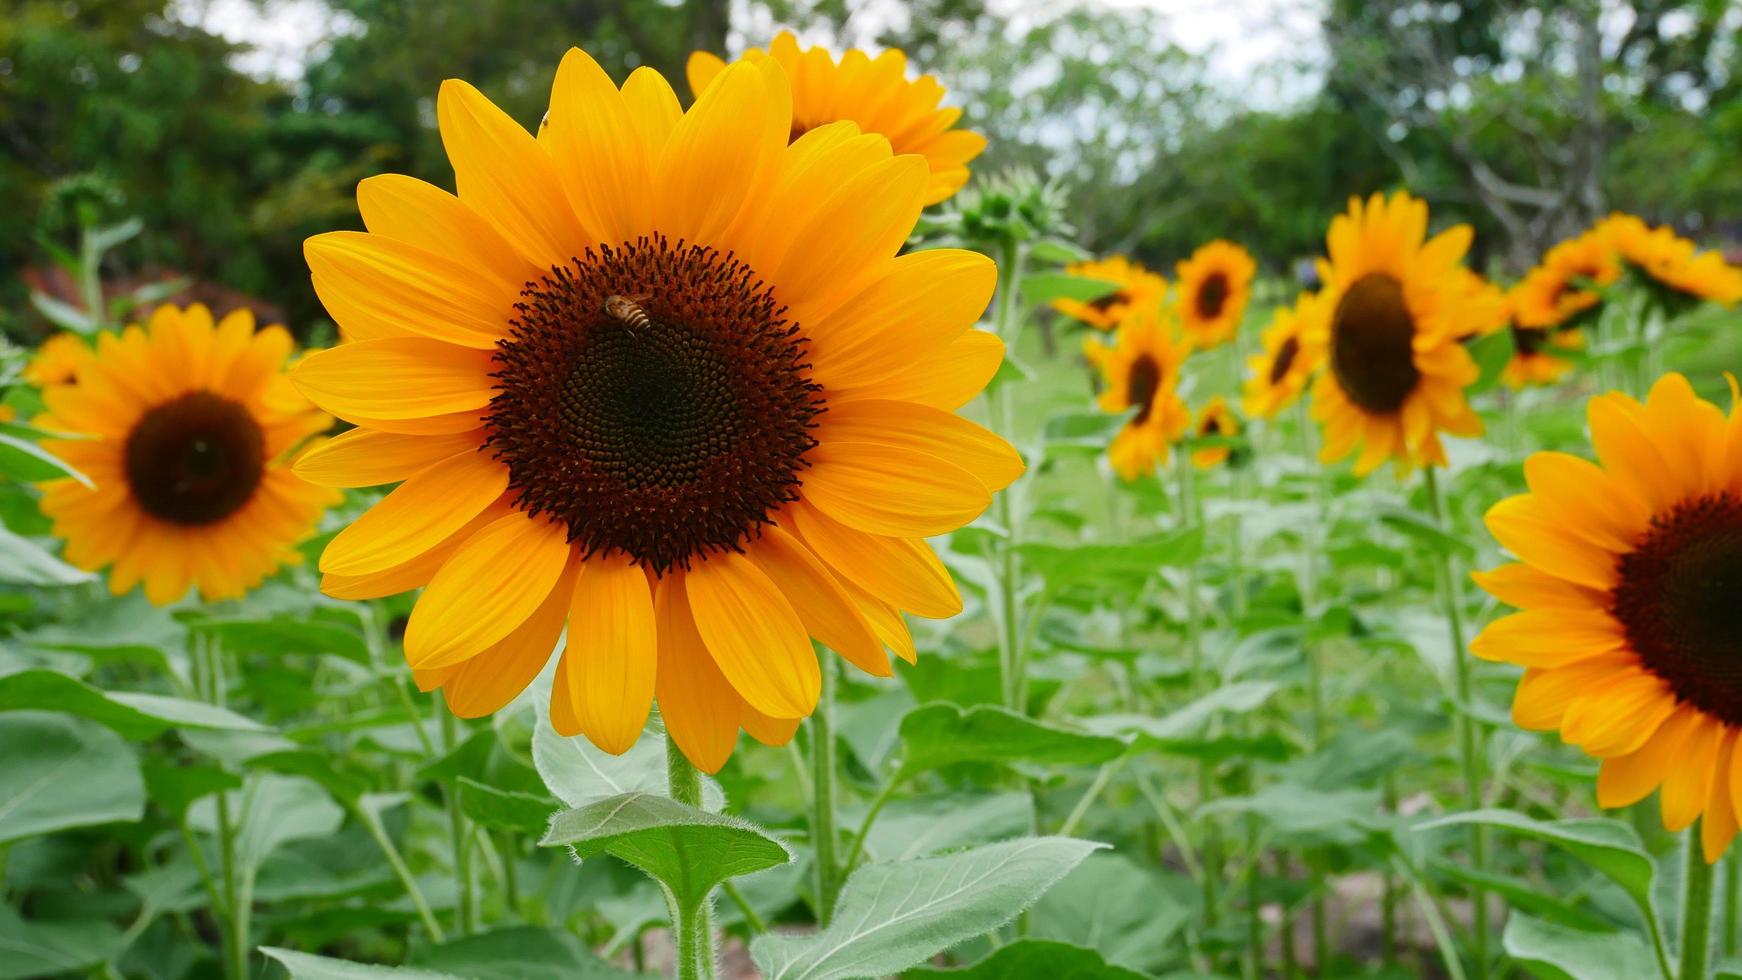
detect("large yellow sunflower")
[1084,306,1191,481]
[686,31,984,206]
[35,305,335,604]
[1471,373,1742,861]
[1593,213,1742,307]
[1175,240,1256,348]
[24,332,94,387]
[1512,231,1621,330]
[1052,255,1168,331]
[1242,290,1324,419]
[290,50,1018,773]
[1189,396,1238,469]
[1302,191,1503,476]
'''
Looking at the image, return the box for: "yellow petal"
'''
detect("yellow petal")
[834,329,1004,411]
[1510,655,1635,731]
[1522,452,1650,553]
[565,552,658,755]
[320,450,509,576]
[655,62,772,245]
[293,428,483,488]
[620,67,683,162]
[685,50,727,99]
[1661,713,1724,832]
[1588,392,1684,512]
[1468,609,1626,668]
[404,512,574,670]
[788,500,962,619]
[442,561,575,718]
[740,702,801,747]
[1702,732,1739,863]
[802,442,990,537]
[1470,562,1607,611]
[653,576,742,774]
[746,525,889,678]
[546,48,653,249]
[818,399,1023,493]
[684,551,819,719]
[1484,494,1620,591]
[292,338,496,421]
[305,232,513,349]
[355,173,534,288]
[1598,708,1703,808]
[776,155,928,324]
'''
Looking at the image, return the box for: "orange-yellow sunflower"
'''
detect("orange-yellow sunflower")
[1052,255,1168,331]
[1175,240,1256,348]
[1593,213,1742,307]
[34,305,335,604]
[1242,290,1324,419]
[1471,373,1742,860]
[1189,396,1238,469]
[1084,306,1191,481]
[1512,232,1621,330]
[25,332,94,387]
[289,50,1018,773]
[686,31,984,206]
[1301,191,1503,476]
[1499,290,1584,389]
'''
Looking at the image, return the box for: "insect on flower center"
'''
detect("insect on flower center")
[1195,272,1230,320]
[486,236,822,574]
[1269,336,1301,385]
[1611,492,1742,726]
[1329,272,1420,414]
[123,391,266,526]
[1127,354,1162,425]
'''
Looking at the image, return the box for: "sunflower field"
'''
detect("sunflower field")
[5,4,1742,979]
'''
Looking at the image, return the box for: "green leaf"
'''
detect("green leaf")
[1468,328,1516,396]
[459,777,558,837]
[895,703,1127,779]
[189,775,345,883]
[28,292,97,333]
[0,668,267,739]
[904,939,1150,979]
[1022,273,1122,305]
[0,906,125,979]
[0,526,93,586]
[1501,913,1658,980]
[751,837,1105,980]
[1375,505,1477,559]
[1016,527,1204,589]
[142,760,243,817]
[0,430,91,486]
[194,615,370,665]
[406,926,647,979]
[1028,238,1094,265]
[0,711,144,843]
[1085,681,1280,742]
[863,792,1035,863]
[1197,783,1384,846]
[540,792,791,913]
[532,717,724,811]
[1417,810,1656,925]
[260,949,453,979]
[1027,854,1192,971]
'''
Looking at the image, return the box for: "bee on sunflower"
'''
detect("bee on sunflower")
[24,332,94,387]
[1051,255,1168,331]
[1300,191,1504,476]
[290,50,1019,772]
[1242,290,1323,419]
[1472,373,1742,861]
[1083,306,1192,481]
[1592,213,1742,311]
[1512,231,1621,331]
[1189,396,1239,469]
[34,305,336,604]
[686,30,985,206]
[1174,240,1256,348]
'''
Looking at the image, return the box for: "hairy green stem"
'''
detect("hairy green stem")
[811,660,840,926]
[666,739,712,980]
[989,236,1029,714]
[840,775,899,878]
[438,700,476,935]
[1724,852,1739,957]
[1680,825,1714,980]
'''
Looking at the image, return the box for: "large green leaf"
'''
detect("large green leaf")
[1197,783,1384,846]
[1020,274,1121,305]
[193,616,370,665]
[751,837,1104,980]
[1501,913,1658,980]
[260,949,453,979]
[895,703,1127,779]
[0,711,144,843]
[1418,810,1656,925]
[0,668,266,739]
[407,927,646,979]
[459,776,558,837]
[904,940,1151,979]
[863,792,1035,863]
[189,775,346,888]
[1086,680,1280,742]
[1016,528,1204,588]
[540,792,791,914]
[532,717,724,811]
[1027,853,1192,971]
[0,906,125,979]
[0,526,92,586]
[0,428,90,486]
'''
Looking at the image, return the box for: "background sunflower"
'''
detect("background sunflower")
[1052,255,1168,331]
[1083,305,1191,480]
[1175,240,1256,348]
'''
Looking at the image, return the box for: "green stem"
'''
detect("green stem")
[1059,756,1127,839]
[1679,825,1715,980]
[216,790,246,980]
[722,881,766,935]
[356,803,445,942]
[1724,852,1738,957]
[1393,854,1469,980]
[666,739,711,980]
[989,236,1028,714]
[811,660,840,926]
[438,701,476,935]
[1424,467,1487,979]
[840,775,900,878]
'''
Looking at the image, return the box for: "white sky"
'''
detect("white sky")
[171,0,1326,107]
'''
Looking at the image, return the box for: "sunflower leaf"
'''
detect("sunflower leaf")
[0,668,268,740]
[1500,913,1657,980]
[0,712,145,844]
[1021,274,1122,305]
[894,702,1127,780]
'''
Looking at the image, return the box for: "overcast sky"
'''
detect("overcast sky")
[170,0,1327,107]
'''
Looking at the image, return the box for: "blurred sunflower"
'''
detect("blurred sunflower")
[24,332,94,386]
[1594,213,1742,307]
[1512,232,1620,330]
[1175,240,1256,348]
[1500,290,1583,389]
[1242,290,1322,419]
[687,30,984,205]
[1302,191,1503,476]
[1472,373,1742,860]
[1189,396,1238,469]
[291,50,1018,772]
[1084,306,1191,481]
[1052,255,1167,331]
[35,305,335,604]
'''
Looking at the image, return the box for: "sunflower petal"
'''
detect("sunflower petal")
[565,552,658,755]
[402,512,573,669]
[684,551,819,719]
[653,576,742,774]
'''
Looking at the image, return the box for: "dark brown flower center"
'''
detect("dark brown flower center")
[1330,273,1420,414]
[1268,336,1300,385]
[1127,354,1161,425]
[486,236,822,574]
[1201,414,1222,435]
[124,391,265,526]
[1088,289,1130,313]
[1611,493,1742,726]
[1512,325,1549,357]
[1195,272,1230,320]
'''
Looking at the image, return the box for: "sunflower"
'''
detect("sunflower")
[1052,255,1168,331]
[25,332,94,387]
[1471,373,1742,860]
[289,50,1018,773]
[1301,191,1503,476]
[1175,240,1256,348]
[1512,232,1621,330]
[1242,291,1322,419]
[686,31,984,206]
[1084,306,1191,481]
[1190,396,1238,469]
[34,305,335,604]
[1594,213,1742,308]
[1500,290,1584,389]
